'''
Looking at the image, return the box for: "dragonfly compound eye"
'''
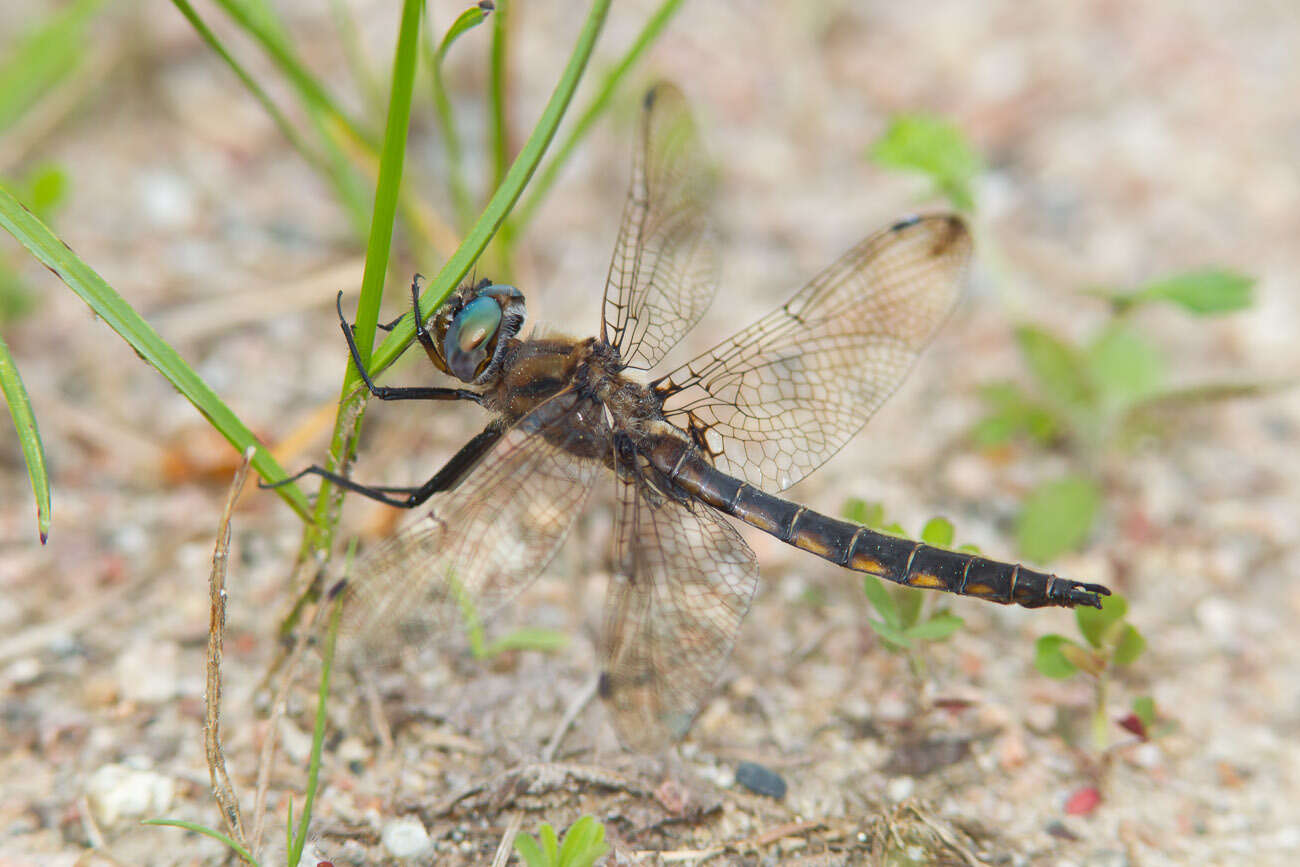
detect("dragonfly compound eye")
[443,295,503,382]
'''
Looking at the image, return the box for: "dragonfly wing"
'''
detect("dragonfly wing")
[655,214,972,492]
[599,478,758,750]
[601,83,717,371]
[341,392,602,656]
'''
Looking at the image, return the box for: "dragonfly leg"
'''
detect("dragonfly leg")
[335,289,480,403]
[261,425,504,508]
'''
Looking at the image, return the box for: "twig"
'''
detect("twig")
[490,812,523,867]
[205,446,255,847]
[907,806,989,867]
[541,673,598,762]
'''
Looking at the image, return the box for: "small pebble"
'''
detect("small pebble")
[381,816,432,859]
[885,775,915,802]
[734,761,786,799]
[84,763,174,826]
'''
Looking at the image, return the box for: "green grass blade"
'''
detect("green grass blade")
[0,185,312,521]
[0,0,107,133]
[210,0,374,149]
[328,0,383,120]
[439,2,494,60]
[143,818,259,866]
[0,334,50,542]
[510,0,685,234]
[488,0,512,195]
[427,2,495,231]
[288,598,342,867]
[308,0,425,549]
[170,0,325,175]
[369,0,613,380]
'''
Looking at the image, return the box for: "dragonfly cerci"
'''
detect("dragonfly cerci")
[277,84,1110,750]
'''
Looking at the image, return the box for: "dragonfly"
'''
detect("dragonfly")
[279,84,1110,751]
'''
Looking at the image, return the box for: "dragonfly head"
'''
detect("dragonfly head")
[428,280,526,384]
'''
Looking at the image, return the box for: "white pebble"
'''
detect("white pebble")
[85,763,174,826]
[382,816,432,859]
[886,776,915,802]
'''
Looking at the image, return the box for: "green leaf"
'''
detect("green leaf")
[971,381,1061,447]
[920,516,954,547]
[541,823,560,862]
[1132,695,1156,728]
[1112,623,1146,666]
[1014,325,1094,410]
[0,184,311,521]
[883,522,907,537]
[437,2,493,63]
[557,816,609,867]
[1087,325,1164,411]
[1015,475,1100,563]
[1061,642,1106,676]
[1034,634,1079,679]
[869,114,982,212]
[0,335,50,542]
[861,576,900,628]
[21,164,70,220]
[1076,593,1127,648]
[866,617,912,652]
[482,627,569,657]
[513,832,547,867]
[904,611,965,642]
[842,497,885,529]
[142,818,259,866]
[1135,267,1255,315]
[896,585,924,629]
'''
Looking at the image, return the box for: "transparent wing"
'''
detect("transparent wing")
[601,83,717,371]
[653,215,972,492]
[599,478,758,751]
[341,392,602,655]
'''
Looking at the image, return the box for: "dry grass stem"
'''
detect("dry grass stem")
[204,446,256,846]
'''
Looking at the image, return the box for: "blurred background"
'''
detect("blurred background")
[1,0,1298,864]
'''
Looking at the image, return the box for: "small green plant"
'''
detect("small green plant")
[514,815,609,867]
[447,568,568,660]
[868,113,982,212]
[843,499,968,676]
[973,268,1258,563]
[1034,594,1145,749]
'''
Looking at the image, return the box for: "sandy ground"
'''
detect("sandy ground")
[2,1,1299,864]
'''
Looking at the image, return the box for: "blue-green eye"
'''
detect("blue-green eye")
[444,295,502,381]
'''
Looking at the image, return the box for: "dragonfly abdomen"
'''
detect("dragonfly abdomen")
[652,440,1107,610]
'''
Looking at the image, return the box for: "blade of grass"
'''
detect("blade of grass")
[209,0,375,150]
[509,0,685,234]
[488,0,511,194]
[0,334,50,542]
[426,2,495,232]
[368,0,613,381]
[308,0,424,552]
[0,186,311,520]
[286,596,342,867]
[328,0,383,121]
[142,818,259,866]
[0,0,107,133]
[169,0,324,177]
[173,0,373,239]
